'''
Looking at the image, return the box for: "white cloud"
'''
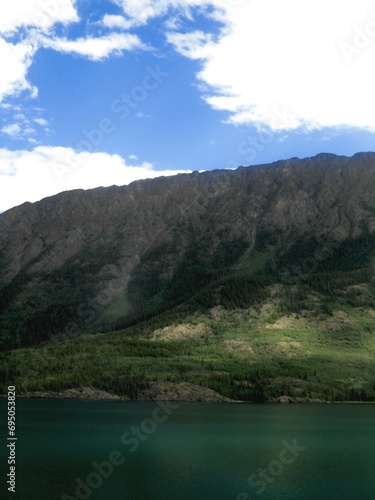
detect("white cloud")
[39,32,146,60]
[2,0,374,138]
[1,121,37,139]
[0,0,77,104]
[0,39,37,102]
[112,0,375,132]
[102,14,134,30]
[163,0,375,131]
[24,127,36,136]
[1,123,22,138]
[166,30,215,59]
[111,0,164,26]
[0,1,146,104]
[0,146,191,212]
[0,0,78,34]
[35,118,49,126]
[112,0,230,26]
[1,108,48,140]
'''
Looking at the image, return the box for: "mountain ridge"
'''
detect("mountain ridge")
[1,151,375,402]
[1,151,375,348]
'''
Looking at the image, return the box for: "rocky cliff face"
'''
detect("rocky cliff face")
[1,152,375,347]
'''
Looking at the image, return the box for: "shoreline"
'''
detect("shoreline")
[2,382,374,404]
[2,390,374,403]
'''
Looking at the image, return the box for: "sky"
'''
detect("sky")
[0,0,375,213]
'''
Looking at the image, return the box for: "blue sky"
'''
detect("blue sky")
[0,0,375,212]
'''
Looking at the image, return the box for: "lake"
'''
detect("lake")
[1,400,374,499]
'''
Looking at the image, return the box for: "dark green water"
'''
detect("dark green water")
[1,400,374,499]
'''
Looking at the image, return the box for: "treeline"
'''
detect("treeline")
[2,228,375,350]
[93,373,150,399]
[2,343,375,402]
[276,232,375,275]
[0,242,123,350]
[191,274,272,310]
[110,231,375,331]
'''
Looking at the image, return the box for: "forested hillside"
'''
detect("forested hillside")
[1,153,375,402]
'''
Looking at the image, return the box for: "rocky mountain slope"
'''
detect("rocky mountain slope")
[1,152,375,350]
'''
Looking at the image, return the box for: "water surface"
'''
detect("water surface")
[0,400,374,499]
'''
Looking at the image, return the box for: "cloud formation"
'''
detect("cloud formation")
[0,147,191,212]
[0,0,78,34]
[102,14,134,30]
[0,0,373,216]
[166,30,216,59]
[0,39,37,102]
[197,0,375,131]
[1,123,22,138]
[3,0,374,132]
[0,0,144,102]
[39,32,145,61]
[115,0,375,132]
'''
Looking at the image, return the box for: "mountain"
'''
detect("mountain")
[1,152,375,402]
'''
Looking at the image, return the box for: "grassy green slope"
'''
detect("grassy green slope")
[1,302,375,402]
[1,232,375,402]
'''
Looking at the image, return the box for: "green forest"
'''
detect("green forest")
[1,230,375,402]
